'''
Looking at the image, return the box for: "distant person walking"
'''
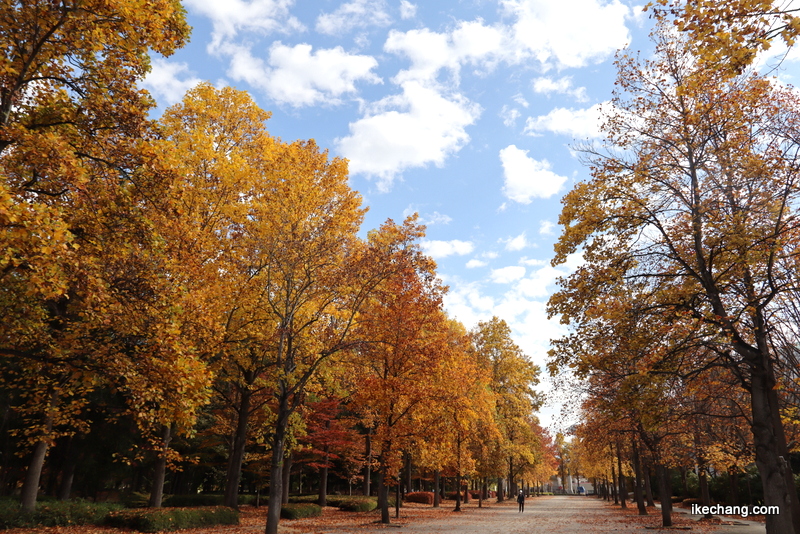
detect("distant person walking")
[517,490,525,512]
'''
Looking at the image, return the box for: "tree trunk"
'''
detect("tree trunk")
[363,431,371,496]
[698,466,712,518]
[281,451,292,505]
[631,438,647,515]
[610,447,618,505]
[224,388,252,508]
[57,436,77,501]
[644,464,655,507]
[265,393,290,534]
[318,443,329,507]
[616,441,627,508]
[433,470,440,507]
[377,460,390,524]
[20,394,56,512]
[404,451,411,497]
[655,463,672,528]
[497,477,504,502]
[454,476,462,512]
[729,468,739,507]
[750,369,798,534]
[149,425,173,508]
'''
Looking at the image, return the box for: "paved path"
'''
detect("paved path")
[283,496,769,534]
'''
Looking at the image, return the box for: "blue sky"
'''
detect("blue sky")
[138,0,800,429]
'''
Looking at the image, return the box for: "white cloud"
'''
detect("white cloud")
[385,21,506,84]
[482,251,499,259]
[399,0,417,19]
[142,59,202,106]
[336,81,481,188]
[316,0,392,35]
[503,231,529,251]
[421,239,475,258]
[502,0,631,69]
[220,42,380,107]
[532,76,588,101]
[523,102,606,139]
[491,265,526,283]
[539,220,556,235]
[184,0,304,51]
[421,211,452,225]
[513,93,530,108]
[466,259,487,268]
[500,105,521,127]
[499,145,568,203]
[520,257,547,266]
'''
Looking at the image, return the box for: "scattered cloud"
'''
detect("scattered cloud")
[503,231,529,251]
[491,265,526,283]
[184,0,304,51]
[513,93,530,108]
[336,81,481,188]
[142,59,202,106]
[523,102,606,139]
[482,251,500,259]
[399,0,417,19]
[466,259,487,268]
[316,0,392,35]
[499,145,568,203]
[500,105,521,127]
[539,220,556,235]
[502,0,631,69]
[421,239,475,258]
[223,42,381,107]
[532,76,588,101]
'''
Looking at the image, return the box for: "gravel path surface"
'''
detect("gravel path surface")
[279,495,768,534]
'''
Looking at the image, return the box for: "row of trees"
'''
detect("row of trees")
[547,5,800,533]
[0,4,554,534]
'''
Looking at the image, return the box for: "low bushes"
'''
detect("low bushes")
[405,492,435,505]
[0,500,123,529]
[105,506,239,532]
[280,503,322,519]
[337,498,377,512]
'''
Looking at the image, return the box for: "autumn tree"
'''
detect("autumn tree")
[470,317,541,500]
[550,23,800,534]
[0,0,197,511]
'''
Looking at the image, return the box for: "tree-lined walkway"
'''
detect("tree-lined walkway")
[276,496,766,534]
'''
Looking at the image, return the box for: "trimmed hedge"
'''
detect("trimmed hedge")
[280,503,322,519]
[162,494,258,507]
[337,498,377,512]
[0,500,123,529]
[405,492,435,505]
[105,507,239,532]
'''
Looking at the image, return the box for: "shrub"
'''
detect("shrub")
[280,503,322,519]
[0,500,123,529]
[163,495,223,507]
[287,495,319,504]
[405,492,435,505]
[337,498,377,512]
[105,507,239,532]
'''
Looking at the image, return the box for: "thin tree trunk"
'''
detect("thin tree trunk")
[363,430,371,496]
[698,466,712,518]
[318,443,329,507]
[655,463,672,528]
[224,388,252,508]
[631,437,646,515]
[265,393,290,534]
[610,445,618,505]
[433,470,440,507]
[616,440,627,508]
[281,451,292,505]
[20,394,56,512]
[149,425,173,508]
[644,464,655,507]
[57,436,77,501]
